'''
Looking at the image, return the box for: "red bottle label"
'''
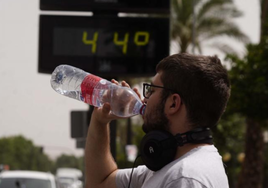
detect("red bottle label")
[81,74,102,104]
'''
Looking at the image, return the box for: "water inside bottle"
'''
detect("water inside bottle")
[51,65,87,101]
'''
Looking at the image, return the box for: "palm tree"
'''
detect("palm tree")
[171,0,249,53]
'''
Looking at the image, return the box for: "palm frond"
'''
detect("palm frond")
[171,0,193,24]
[196,17,227,32]
[208,42,238,54]
[171,0,248,53]
[199,22,250,43]
[201,4,242,20]
[197,0,232,19]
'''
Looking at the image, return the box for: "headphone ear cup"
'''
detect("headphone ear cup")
[140,131,177,171]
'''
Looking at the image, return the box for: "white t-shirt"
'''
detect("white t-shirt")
[116,145,229,188]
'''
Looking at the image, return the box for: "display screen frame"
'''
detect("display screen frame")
[40,0,170,14]
[38,15,170,77]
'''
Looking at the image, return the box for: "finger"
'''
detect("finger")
[121,80,130,88]
[102,103,123,119]
[91,104,112,125]
[111,79,119,85]
[133,87,142,99]
[102,103,111,114]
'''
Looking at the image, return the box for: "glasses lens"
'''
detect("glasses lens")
[144,84,151,98]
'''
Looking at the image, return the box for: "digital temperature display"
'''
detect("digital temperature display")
[53,28,153,57]
[38,15,169,77]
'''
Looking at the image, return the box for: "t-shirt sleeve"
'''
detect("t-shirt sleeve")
[115,165,150,188]
[165,177,208,188]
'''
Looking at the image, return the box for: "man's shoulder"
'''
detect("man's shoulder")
[168,145,222,173]
[160,145,228,187]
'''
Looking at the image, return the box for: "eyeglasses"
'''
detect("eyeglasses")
[143,83,178,99]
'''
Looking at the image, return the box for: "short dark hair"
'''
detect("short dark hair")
[156,53,231,128]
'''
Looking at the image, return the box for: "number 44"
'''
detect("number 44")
[82,31,150,54]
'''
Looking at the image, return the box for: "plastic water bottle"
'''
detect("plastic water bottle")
[51,65,146,117]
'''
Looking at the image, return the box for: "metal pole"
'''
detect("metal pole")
[192,0,196,54]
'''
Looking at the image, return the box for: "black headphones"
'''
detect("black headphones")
[140,127,213,171]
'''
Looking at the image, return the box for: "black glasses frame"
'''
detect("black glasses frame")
[143,83,178,99]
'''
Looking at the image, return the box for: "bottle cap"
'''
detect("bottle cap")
[140,104,146,115]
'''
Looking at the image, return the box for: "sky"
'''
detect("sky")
[0,0,260,160]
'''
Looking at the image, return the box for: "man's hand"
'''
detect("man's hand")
[91,103,117,126]
[112,79,143,101]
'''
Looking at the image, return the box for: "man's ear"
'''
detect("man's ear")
[167,94,182,114]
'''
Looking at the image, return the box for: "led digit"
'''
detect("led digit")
[134,31,150,46]
[82,31,98,53]
[113,32,129,54]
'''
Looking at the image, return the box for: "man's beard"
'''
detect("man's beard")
[142,101,170,133]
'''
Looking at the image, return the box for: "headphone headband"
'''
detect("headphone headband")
[175,127,213,146]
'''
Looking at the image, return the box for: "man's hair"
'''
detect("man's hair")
[156,53,231,128]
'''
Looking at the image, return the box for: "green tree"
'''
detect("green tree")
[171,0,249,53]
[224,1,268,187]
[54,154,84,173]
[0,135,53,172]
[226,42,268,187]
